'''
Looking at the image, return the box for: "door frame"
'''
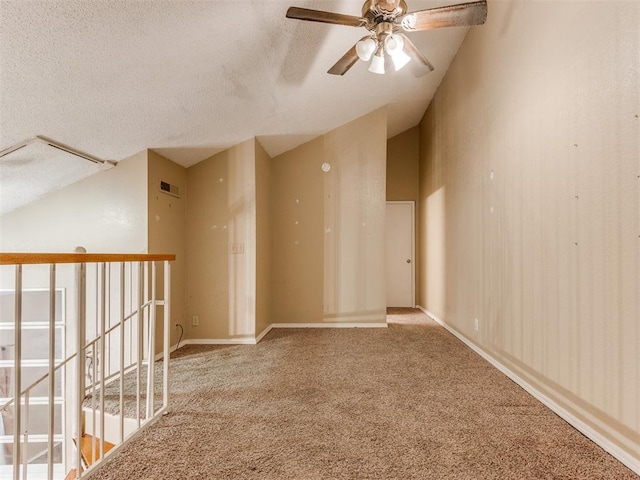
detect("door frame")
[386,200,415,307]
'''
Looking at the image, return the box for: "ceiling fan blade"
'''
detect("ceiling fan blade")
[398,0,487,32]
[327,42,362,76]
[399,34,434,77]
[286,7,365,27]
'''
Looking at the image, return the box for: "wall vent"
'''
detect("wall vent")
[159,180,180,198]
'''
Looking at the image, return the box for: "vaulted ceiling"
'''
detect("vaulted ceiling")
[0,0,471,214]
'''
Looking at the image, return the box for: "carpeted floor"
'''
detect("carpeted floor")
[90,309,638,479]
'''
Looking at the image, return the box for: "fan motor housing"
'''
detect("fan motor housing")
[362,0,408,24]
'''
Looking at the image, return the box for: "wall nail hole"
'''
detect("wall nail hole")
[574,144,578,147]
[574,242,578,246]
[575,195,579,199]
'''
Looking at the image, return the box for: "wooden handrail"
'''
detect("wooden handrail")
[0,253,175,265]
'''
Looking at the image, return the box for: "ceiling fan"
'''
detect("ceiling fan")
[286,0,487,76]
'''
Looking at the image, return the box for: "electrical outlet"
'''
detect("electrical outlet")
[230,243,244,254]
[474,318,479,331]
[191,316,199,326]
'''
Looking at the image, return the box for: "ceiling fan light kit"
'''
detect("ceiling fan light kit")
[369,50,387,74]
[286,0,487,76]
[385,34,412,71]
[356,37,377,62]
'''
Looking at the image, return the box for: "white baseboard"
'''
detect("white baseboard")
[186,337,258,345]
[154,341,181,361]
[255,324,274,343]
[271,322,387,329]
[158,338,258,350]
[175,322,386,348]
[416,305,640,476]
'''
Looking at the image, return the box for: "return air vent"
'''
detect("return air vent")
[159,181,180,198]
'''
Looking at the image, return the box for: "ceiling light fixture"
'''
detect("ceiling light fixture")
[356,27,413,75]
[384,34,412,71]
[356,37,377,62]
[286,0,488,77]
[368,46,386,74]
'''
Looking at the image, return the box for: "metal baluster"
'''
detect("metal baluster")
[136,262,143,428]
[75,260,86,478]
[99,263,106,460]
[13,265,22,480]
[146,262,156,419]
[90,342,96,468]
[48,264,56,480]
[119,262,125,443]
[22,390,28,480]
[163,261,171,410]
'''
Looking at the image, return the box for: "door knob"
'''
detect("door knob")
[406,259,411,263]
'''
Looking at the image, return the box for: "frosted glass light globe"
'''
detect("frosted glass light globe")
[356,38,376,61]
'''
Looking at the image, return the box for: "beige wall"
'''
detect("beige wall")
[185,139,257,340]
[272,109,388,324]
[0,151,148,253]
[387,126,420,297]
[147,150,187,348]
[271,137,325,324]
[255,139,272,337]
[387,126,419,202]
[418,0,639,464]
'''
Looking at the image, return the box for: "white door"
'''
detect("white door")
[386,201,415,307]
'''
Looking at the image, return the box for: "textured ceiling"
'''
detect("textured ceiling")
[0,0,469,172]
[0,141,110,215]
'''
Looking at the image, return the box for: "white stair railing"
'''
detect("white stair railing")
[0,252,174,480]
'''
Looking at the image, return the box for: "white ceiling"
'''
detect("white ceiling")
[0,0,469,179]
[0,141,110,216]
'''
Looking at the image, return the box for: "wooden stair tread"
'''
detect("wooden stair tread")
[64,468,81,480]
[73,433,115,468]
[66,434,115,479]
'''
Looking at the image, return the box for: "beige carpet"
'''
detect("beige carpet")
[90,309,637,479]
